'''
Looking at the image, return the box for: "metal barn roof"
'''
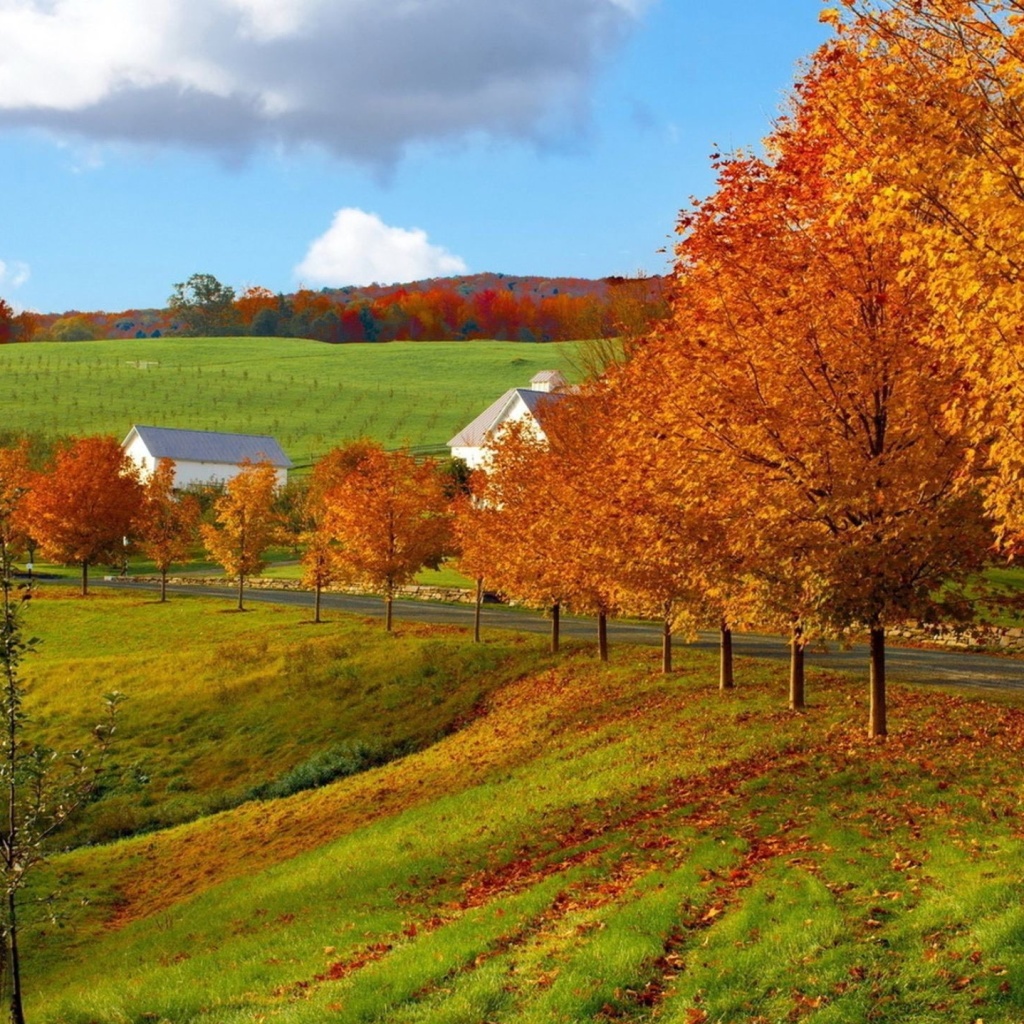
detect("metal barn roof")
[125,425,293,468]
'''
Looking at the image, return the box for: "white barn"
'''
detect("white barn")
[122,425,293,488]
[448,370,569,470]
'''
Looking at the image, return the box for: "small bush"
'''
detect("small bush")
[245,739,413,802]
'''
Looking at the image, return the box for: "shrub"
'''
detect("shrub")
[245,739,412,802]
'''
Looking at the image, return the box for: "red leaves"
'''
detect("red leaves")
[23,435,145,593]
[314,943,393,983]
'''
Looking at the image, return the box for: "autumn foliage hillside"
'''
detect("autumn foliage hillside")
[18,272,668,344]
[23,591,1024,1023]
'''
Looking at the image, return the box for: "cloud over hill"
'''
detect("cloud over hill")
[295,209,468,288]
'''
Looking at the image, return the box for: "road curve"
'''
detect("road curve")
[93,577,1024,692]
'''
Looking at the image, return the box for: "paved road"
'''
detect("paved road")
[94,577,1024,692]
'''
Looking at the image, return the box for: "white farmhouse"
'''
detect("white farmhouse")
[448,370,569,470]
[122,425,293,488]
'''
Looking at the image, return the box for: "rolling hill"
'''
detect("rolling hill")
[0,337,581,463]
[19,588,1024,1023]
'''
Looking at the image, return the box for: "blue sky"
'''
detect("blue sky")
[0,0,830,314]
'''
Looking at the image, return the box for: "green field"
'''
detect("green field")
[15,588,1024,1023]
[0,337,581,464]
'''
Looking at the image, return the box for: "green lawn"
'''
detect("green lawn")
[13,588,1024,1023]
[0,337,580,463]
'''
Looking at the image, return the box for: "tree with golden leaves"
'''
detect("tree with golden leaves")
[201,460,280,611]
[473,394,624,662]
[137,458,200,602]
[454,430,570,652]
[22,436,145,596]
[795,3,1024,554]
[640,51,992,737]
[450,476,498,643]
[322,444,450,631]
[298,442,379,624]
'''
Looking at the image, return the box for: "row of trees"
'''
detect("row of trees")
[7,1,1024,744]
[0,435,456,623]
[167,273,669,344]
[454,0,1024,740]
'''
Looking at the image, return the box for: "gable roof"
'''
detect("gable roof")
[448,388,565,449]
[530,369,567,386]
[124,425,293,468]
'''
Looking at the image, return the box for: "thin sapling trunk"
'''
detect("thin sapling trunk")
[869,623,887,739]
[720,619,734,690]
[790,622,805,710]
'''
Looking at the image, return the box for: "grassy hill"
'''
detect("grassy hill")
[17,588,1024,1022]
[0,338,581,463]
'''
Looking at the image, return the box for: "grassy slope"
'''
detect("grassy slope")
[0,338,580,462]
[20,591,1024,1023]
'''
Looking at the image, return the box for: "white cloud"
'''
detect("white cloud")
[0,260,30,290]
[0,0,649,163]
[295,208,467,287]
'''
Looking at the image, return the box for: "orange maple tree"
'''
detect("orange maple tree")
[200,460,281,611]
[298,442,379,623]
[321,444,450,631]
[22,436,145,596]
[137,458,200,602]
[630,46,994,736]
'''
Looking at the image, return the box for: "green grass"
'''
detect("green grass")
[0,337,580,462]
[15,590,1024,1023]
[23,587,545,845]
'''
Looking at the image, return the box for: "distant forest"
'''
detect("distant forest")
[2,273,669,344]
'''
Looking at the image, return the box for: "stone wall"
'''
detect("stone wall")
[888,622,1024,652]
[115,575,478,605]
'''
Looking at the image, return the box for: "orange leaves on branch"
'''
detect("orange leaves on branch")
[200,460,280,611]
[138,459,200,601]
[321,443,451,630]
[22,436,144,595]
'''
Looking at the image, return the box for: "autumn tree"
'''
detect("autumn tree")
[460,422,572,652]
[470,402,623,662]
[234,285,279,335]
[22,437,145,596]
[201,461,280,611]
[782,3,1024,562]
[298,443,378,624]
[451,477,504,644]
[322,444,450,631]
[46,314,98,342]
[641,51,994,737]
[137,459,200,601]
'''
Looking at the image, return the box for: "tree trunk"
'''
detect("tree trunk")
[551,603,560,655]
[474,577,483,643]
[598,611,608,663]
[789,623,805,710]
[720,620,734,690]
[662,614,673,674]
[160,569,168,603]
[314,582,322,624]
[7,890,24,1024]
[869,623,887,739]
[81,560,88,597]
[385,593,394,632]
[237,573,245,612]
